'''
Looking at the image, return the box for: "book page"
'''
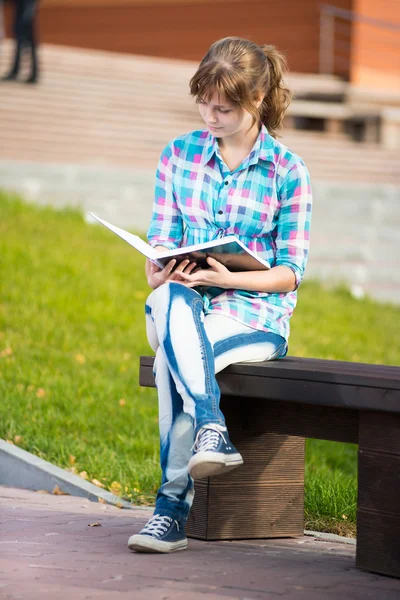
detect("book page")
[90,214,270,272]
[90,214,156,260]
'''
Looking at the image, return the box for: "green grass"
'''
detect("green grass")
[1,191,399,535]
[305,440,357,537]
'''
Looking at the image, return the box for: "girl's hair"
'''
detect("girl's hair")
[189,37,292,138]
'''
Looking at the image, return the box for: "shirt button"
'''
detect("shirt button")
[218,210,223,215]
[224,181,229,186]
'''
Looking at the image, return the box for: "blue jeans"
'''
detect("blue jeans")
[145,282,287,525]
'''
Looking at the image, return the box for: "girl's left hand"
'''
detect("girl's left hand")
[176,256,233,288]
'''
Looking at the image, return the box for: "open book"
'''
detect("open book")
[90,214,270,272]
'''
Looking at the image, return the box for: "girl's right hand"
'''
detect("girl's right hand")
[146,258,197,290]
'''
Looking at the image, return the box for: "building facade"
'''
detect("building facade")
[3,0,399,89]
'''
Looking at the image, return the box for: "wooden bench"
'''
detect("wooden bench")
[140,355,400,578]
[286,99,381,142]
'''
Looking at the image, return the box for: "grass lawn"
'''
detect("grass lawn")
[1,191,399,537]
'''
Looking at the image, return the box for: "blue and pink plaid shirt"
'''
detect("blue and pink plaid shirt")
[147,125,312,341]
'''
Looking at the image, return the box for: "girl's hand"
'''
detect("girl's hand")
[176,256,233,288]
[146,258,197,290]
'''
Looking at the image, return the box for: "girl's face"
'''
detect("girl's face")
[197,92,256,140]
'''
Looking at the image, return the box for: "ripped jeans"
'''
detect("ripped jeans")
[145,282,287,525]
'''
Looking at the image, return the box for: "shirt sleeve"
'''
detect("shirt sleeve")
[147,142,183,250]
[275,159,312,288]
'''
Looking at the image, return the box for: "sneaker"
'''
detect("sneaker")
[128,514,188,553]
[188,424,243,480]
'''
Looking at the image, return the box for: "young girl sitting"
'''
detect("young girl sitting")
[128,36,312,554]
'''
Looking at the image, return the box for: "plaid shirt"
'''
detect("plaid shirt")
[147,125,312,342]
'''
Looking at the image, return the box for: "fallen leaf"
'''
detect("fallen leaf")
[0,347,12,358]
[36,388,46,398]
[52,485,69,496]
[36,489,50,494]
[98,497,107,504]
[79,471,88,480]
[68,454,76,465]
[14,435,23,444]
[115,502,123,509]
[110,481,122,495]
[75,353,86,364]
[342,514,348,520]
[92,479,105,488]
[119,398,126,406]
[6,439,14,445]
[65,466,78,474]
[88,522,102,527]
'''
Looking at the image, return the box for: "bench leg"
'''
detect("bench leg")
[326,118,342,136]
[357,412,400,577]
[186,396,305,540]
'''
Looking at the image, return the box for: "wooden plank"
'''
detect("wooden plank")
[356,511,400,578]
[358,450,400,515]
[140,355,400,390]
[237,397,359,444]
[140,358,400,416]
[357,413,400,577]
[358,411,400,454]
[288,100,353,119]
[216,373,400,414]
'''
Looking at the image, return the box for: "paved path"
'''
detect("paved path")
[1,487,400,599]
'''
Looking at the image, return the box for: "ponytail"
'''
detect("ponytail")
[259,45,292,138]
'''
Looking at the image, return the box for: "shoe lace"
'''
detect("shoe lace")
[141,514,179,537]
[193,425,227,453]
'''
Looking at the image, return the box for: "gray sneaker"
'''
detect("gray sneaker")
[128,514,188,553]
[188,424,243,480]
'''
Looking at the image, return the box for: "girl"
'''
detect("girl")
[128,37,312,554]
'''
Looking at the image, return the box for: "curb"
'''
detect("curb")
[304,529,356,546]
[0,439,132,509]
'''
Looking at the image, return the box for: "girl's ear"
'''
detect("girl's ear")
[255,96,264,109]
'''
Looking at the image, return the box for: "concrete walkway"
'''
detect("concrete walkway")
[1,487,400,599]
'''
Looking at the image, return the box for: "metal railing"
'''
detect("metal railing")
[319,3,400,76]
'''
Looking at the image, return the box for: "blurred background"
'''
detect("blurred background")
[0,0,399,302]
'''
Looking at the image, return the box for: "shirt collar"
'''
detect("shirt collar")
[202,132,218,165]
[201,124,276,169]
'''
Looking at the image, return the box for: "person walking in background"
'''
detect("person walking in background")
[128,36,312,554]
[1,0,40,83]
[0,2,5,57]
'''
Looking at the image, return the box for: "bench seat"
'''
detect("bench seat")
[140,355,400,578]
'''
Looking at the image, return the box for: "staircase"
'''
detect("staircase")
[1,41,399,185]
